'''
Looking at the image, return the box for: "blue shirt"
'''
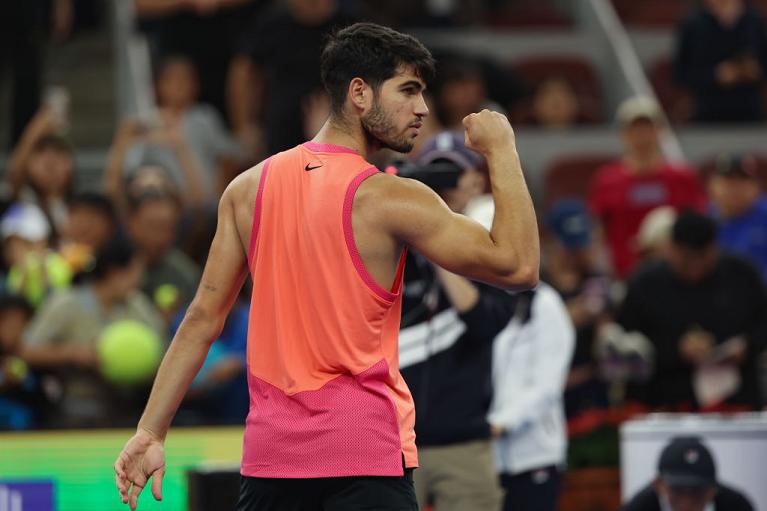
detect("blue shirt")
[714,197,767,282]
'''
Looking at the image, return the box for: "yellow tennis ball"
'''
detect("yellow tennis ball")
[154,284,180,312]
[98,320,162,386]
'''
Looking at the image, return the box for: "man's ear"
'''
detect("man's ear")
[348,77,371,112]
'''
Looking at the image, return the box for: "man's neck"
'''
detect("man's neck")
[624,152,663,175]
[312,116,379,159]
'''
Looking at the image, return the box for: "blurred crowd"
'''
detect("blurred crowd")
[1,0,767,510]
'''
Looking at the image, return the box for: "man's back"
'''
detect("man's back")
[235,142,416,477]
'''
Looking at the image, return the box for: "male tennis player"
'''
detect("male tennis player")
[114,22,539,510]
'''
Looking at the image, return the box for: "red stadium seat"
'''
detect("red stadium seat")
[697,155,767,191]
[612,0,692,27]
[648,56,693,124]
[543,153,616,207]
[510,56,604,123]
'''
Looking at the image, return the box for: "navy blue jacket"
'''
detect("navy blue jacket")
[399,253,520,446]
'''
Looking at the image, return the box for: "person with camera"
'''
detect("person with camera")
[397,131,522,511]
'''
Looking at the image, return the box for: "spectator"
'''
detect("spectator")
[488,283,575,511]
[588,96,706,278]
[708,153,767,282]
[0,295,37,430]
[59,192,118,273]
[126,192,201,317]
[134,0,258,123]
[398,132,508,511]
[151,55,245,200]
[674,0,767,123]
[622,436,754,511]
[618,211,767,411]
[103,119,204,216]
[542,199,617,468]
[21,238,164,427]
[435,58,505,130]
[1,203,72,308]
[6,108,75,240]
[528,76,587,129]
[228,0,352,155]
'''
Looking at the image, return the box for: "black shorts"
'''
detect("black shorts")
[236,469,418,511]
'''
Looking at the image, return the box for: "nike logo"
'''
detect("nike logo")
[305,162,323,171]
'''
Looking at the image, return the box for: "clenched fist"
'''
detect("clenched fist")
[462,109,515,156]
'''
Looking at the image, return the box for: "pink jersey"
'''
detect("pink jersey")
[242,141,417,478]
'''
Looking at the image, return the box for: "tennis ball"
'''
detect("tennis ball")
[154,284,180,312]
[98,320,162,386]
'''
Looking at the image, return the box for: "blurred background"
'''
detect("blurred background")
[0,0,766,510]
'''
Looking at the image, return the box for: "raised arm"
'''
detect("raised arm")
[382,110,539,290]
[114,181,247,510]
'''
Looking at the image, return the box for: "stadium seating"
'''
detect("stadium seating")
[543,153,616,207]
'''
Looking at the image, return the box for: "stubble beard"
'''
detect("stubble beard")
[361,99,414,154]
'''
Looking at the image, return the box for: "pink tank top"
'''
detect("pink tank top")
[242,141,417,478]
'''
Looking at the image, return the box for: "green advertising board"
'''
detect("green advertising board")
[0,427,243,511]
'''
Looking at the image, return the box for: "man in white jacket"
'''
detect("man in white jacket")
[487,282,575,511]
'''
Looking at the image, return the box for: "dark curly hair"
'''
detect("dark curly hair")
[320,23,435,115]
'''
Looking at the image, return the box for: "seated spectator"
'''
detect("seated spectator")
[5,107,75,240]
[488,283,575,511]
[126,192,201,317]
[435,58,506,129]
[152,55,245,199]
[618,211,767,411]
[708,153,767,281]
[1,203,72,308]
[622,436,754,511]
[542,199,617,468]
[0,295,37,430]
[228,0,351,155]
[674,0,767,123]
[528,76,588,129]
[21,238,164,427]
[59,192,118,273]
[588,96,706,278]
[103,118,204,216]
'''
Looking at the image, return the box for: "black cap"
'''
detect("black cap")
[715,153,758,179]
[658,437,717,489]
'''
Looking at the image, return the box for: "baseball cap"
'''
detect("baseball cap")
[416,131,483,171]
[616,95,662,126]
[547,199,592,249]
[714,153,758,179]
[658,437,717,489]
[1,203,51,242]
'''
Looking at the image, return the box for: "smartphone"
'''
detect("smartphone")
[45,86,71,134]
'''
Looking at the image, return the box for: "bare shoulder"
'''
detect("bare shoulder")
[222,160,268,242]
[356,172,444,219]
[356,172,451,240]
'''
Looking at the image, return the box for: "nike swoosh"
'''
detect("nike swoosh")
[305,163,323,171]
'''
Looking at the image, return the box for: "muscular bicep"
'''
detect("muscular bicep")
[383,177,511,284]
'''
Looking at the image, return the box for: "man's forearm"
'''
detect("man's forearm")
[137,309,221,440]
[486,147,540,279]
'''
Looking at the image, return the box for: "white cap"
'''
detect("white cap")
[637,206,677,251]
[1,203,51,242]
[616,95,662,126]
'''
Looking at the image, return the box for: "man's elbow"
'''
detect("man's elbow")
[498,264,539,291]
